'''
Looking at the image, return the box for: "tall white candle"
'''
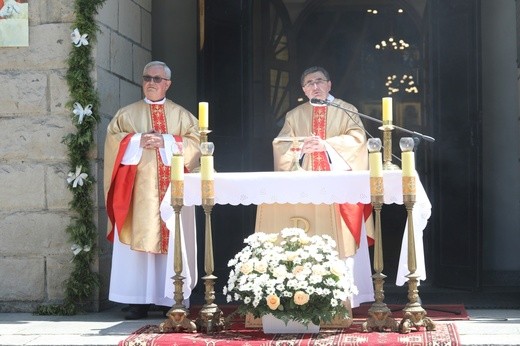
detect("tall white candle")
[369,152,383,178]
[200,155,214,180]
[401,151,415,177]
[171,155,184,181]
[382,97,392,122]
[199,102,209,128]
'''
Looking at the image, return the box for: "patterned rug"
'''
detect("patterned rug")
[119,322,460,346]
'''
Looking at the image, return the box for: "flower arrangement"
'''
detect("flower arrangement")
[224,228,357,326]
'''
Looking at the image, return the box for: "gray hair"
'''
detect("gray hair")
[300,66,330,86]
[143,61,172,80]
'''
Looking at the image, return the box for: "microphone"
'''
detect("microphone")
[309,98,435,143]
[310,98,328,105]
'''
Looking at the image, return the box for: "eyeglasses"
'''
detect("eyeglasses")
[302,78,328,88]
[143,75,169,83]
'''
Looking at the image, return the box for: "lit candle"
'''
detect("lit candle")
[171,154,184,181]
[369,152,383,178]
[401,151,415,177]
[199,102,209,128]
[382,97,392,122]
[200,155,214,180]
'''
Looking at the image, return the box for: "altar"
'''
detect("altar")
[178,169,431,287]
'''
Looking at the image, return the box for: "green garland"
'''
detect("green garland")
[35,0,106,315]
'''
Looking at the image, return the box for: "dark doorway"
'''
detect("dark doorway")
[193,0,482,302]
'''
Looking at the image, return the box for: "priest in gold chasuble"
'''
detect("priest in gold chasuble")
[271,66,375,307]
[104,61,201,319]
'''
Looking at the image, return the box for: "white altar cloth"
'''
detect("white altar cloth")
[164,170,431,286]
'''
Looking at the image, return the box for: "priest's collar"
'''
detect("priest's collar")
[144,97,166,105]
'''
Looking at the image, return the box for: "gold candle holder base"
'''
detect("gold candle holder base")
[196,273,226,333]
[362,196,398,332]
[399,273,436,333]
[160,308,197,333]
[364,298,398,332]
[159,198,196,333]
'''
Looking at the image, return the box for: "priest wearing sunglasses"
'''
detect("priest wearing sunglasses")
[104,61,201,319]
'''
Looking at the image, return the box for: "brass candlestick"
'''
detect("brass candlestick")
[159,176,197,333]
[195,142,225,333]
[398,138,435,333]
[379,121,400,171]
[363,139,398,332]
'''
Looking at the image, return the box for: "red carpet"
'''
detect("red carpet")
[119,322,460,346]
[119,304,465,345]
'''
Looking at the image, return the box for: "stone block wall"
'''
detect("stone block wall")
[0,0,152,312]
[95,0,152,310]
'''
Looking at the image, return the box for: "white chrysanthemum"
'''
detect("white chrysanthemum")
[272,265,288,279]
[333,289,348,301]
[275,283,286,291]
[252,297,262,307]
[309,274,323,285]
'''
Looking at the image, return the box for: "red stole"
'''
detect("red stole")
[311,105,370,247]
[311,106,330,171]
[151,104,171,253]
[106,134,137,242]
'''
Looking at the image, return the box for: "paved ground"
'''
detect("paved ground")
[1,306,520,346]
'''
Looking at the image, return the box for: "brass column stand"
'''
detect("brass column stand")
[363,140,398,332]
[195,141,225,333]
[398,158,435,333]
[159,191,197,333]
[196,184,225,332]
[363,195,398,332]
[380,123,400,171]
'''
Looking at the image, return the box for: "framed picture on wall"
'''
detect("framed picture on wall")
[0,0,29,47]
[361,101,382,121]
[397,102,421,129]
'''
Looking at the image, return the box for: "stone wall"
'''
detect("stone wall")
[95,0,152,311]
[0,0,152,312]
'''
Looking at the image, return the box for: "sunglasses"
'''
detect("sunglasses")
[142,75,169,83]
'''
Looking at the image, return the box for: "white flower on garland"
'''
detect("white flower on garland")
[70,244,91,262]
[224,227,357,326]
[71,244,91,256]
[71,28,89,47]
[72,102,93,124]
[67,165,88,188]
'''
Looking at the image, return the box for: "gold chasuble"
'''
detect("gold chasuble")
[271,98,372,257]
[104,99,201,254]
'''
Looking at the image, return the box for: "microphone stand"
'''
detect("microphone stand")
[311,98,435,143]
